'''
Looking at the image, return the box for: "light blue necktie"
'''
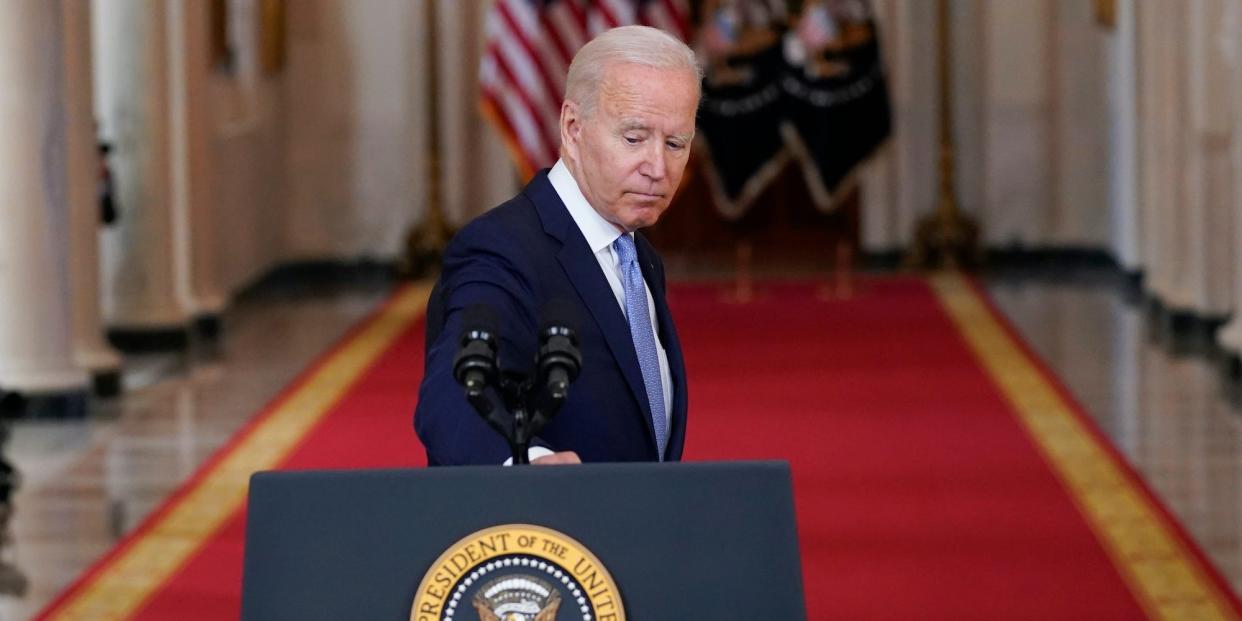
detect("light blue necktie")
[612,234,667,461]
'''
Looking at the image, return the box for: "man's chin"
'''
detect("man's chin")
[625,217,662,231]
[621,205,667,230]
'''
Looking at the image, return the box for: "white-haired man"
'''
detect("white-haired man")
[415,26,700,465]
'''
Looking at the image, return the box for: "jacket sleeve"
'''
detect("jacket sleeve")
[413,218,547,465]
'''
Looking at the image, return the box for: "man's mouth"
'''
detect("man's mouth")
[626,191,665,201]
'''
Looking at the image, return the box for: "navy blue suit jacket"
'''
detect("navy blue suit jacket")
[414,171,688,465]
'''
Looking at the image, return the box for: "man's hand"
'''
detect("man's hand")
[532,451,581,465]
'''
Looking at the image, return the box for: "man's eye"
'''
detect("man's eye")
[666,141,685,151]
[624,135,641,145]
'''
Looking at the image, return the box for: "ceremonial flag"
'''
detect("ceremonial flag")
[694,0,789,220]
[480,0,692,178]
[782,0,891,211]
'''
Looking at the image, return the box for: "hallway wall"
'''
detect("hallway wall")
[75,0,1242,359]
[863,0,1111,253]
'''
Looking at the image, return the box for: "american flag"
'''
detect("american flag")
[480,0,692,178]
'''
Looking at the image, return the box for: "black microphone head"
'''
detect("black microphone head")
[454,304,499,389]
[460,304,499,344]
[539,299,578,339]
[537,299,581,387]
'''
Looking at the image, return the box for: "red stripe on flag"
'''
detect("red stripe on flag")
[595,0,623,29]
[496,2,564,114]
[485,46,559,164]
[539,10,575,66]
[561,0,589,33]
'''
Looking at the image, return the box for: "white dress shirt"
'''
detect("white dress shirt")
[508,161,675,463]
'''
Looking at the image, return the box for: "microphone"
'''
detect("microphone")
[453,305,499,396]
[535,300,582,404]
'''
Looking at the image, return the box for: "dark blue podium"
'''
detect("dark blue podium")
[242,461,806,620]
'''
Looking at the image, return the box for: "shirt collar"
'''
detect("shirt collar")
[548,159,627,254]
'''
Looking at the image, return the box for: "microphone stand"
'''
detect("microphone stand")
[497,376,533,465]
[455,321,580,465]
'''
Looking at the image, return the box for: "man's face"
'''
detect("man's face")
[561,63,699,233]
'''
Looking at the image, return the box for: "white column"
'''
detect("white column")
[1135,0,1163,289]
[859,0,899,252]
[1217,0,1242,355]
[94,0,192,337]
[0,1,90,393]
[1107,0,1141,270]
[169,0,226,325]
[63,0,123,389]
[1179,0,1234,317]
[951,0,985,231]
[980,0,1053,245]
[859,0,937,253]
[1179,0,1210,312]
[438,0,520,226]
[1048,0,1109,248]
[1139,2,1188,308]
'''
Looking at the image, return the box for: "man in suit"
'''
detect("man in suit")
[414,26,701,465]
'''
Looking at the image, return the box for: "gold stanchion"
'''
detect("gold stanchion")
[728,239,755,303]
[401,0,452,278]
[907,0,979,269]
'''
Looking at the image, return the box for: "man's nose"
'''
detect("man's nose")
[639,142,667,181]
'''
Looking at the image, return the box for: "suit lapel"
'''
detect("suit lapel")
[527,174,656,439]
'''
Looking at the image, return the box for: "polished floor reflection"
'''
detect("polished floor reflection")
[0,278,390,621]
[1,267,1240,619]
[985,269,1242,596]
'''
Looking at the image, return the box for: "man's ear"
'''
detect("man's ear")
[559,100,581,157]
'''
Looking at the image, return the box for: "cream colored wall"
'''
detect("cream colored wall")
[862,0,1242,333]
[435,0,520,227]
[283,0,426,261]
[860,0,937,251]
[279,0,515,259]
[95,0,515,309]
[1136,0,1236,317]
[207,0,288,296]
[863,0,1111,252]
[1219,0,1242,354]
[91,0,1240,327]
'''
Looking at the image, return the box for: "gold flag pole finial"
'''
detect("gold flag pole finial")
[908,0,980,270]
[401,0,453,278]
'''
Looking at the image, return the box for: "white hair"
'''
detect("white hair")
[564,25,702,118]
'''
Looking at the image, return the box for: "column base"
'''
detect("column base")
[92,369,122,398]
[106,325,190,353]
[194,312,223,341]
[1120,269,1144,304]
[1224,354,1242,409]
[1217,318,1242,358]
[74,347,123,398]
[0,388,89,419]
[1143,298,1227,357]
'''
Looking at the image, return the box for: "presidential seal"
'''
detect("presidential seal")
[410,524,625,621]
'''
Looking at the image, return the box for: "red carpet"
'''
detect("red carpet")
[37,276,1242,620]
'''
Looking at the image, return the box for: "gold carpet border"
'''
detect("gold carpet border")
[930,272,1238,621]
[49,283,432,621]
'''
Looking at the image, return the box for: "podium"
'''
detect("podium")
[242,461,806,620]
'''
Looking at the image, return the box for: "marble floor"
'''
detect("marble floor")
[984,268,1242,596]
[0,275,391,621]
[0,265,1239,619]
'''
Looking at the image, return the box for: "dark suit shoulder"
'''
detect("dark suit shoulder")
[448,193,541,250]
